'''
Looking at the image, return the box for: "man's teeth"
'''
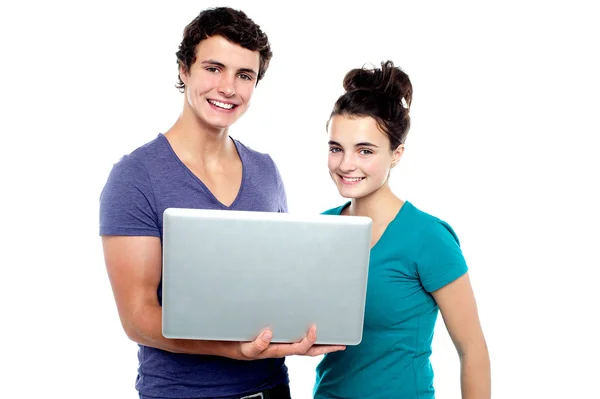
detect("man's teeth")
[342,177,364,182]
[209,100,234,109]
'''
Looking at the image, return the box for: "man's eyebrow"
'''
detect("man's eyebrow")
[328,140,379,148]
[238,67,257,76]
[200,59,225,68]
[200,59,257,76]
[355,142,378,148]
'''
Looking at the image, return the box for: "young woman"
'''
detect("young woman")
[313,61,491,399]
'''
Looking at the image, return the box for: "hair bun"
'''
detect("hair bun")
[342,60,412,109]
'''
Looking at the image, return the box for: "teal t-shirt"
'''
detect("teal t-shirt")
[314,201,468,399]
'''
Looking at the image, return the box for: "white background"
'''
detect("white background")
[1,1,599,398]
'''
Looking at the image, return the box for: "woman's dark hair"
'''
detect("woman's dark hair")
[328,61,413,150]
[175,7,273,92]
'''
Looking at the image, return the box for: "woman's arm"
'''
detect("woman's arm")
[432,273,491,399]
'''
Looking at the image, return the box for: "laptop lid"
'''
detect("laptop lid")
[161,207,372,345]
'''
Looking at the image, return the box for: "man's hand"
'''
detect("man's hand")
[231,325,346,360]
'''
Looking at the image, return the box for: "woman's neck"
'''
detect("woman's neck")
[345,184,404,225]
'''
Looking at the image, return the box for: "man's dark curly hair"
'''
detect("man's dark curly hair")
[175,7,273,92]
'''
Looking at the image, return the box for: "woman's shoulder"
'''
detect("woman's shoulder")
[321,202,350,215]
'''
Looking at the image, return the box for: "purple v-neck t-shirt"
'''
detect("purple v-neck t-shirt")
[99,133,289,398]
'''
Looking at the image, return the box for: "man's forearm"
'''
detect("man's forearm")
[125,303,242,359]
[460,344,491,399]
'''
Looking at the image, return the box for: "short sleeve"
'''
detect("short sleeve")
[99,155,160,237]
[415,220,469,292]
[272,159,288,213]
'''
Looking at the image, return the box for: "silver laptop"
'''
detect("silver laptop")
[161,207,372,345]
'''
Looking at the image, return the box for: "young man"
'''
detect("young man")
[99,7,343,399]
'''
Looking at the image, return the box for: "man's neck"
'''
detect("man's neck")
[164,112,233,165]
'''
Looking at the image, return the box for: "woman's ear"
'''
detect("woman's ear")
[391,144,405,168]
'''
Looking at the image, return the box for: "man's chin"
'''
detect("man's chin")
[200,116,238,132]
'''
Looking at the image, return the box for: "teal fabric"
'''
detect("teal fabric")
[314,201,468,399]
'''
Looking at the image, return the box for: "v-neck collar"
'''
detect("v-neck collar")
[159,133,246,209]
[335,200,410,251]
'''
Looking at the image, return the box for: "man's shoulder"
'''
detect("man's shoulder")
[233,139,281,179]
[128,133,167,161]
[108,134,168,173]
[233,138,275,164]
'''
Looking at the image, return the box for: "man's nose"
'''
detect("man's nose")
[218,74,236,97]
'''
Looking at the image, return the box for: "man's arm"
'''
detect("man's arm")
[432,273,491,399]
[102,235,344,360]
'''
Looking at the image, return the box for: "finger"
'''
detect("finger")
[288,326,318,355]
[266,333,313,357]
[265,340,311,357]
[240,329,272,359]
[291,325,315,344]
[259,326,322,358]
[306,325,317,344]
[304,345,346,357]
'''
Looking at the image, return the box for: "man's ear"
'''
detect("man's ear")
[179,63,189,86]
